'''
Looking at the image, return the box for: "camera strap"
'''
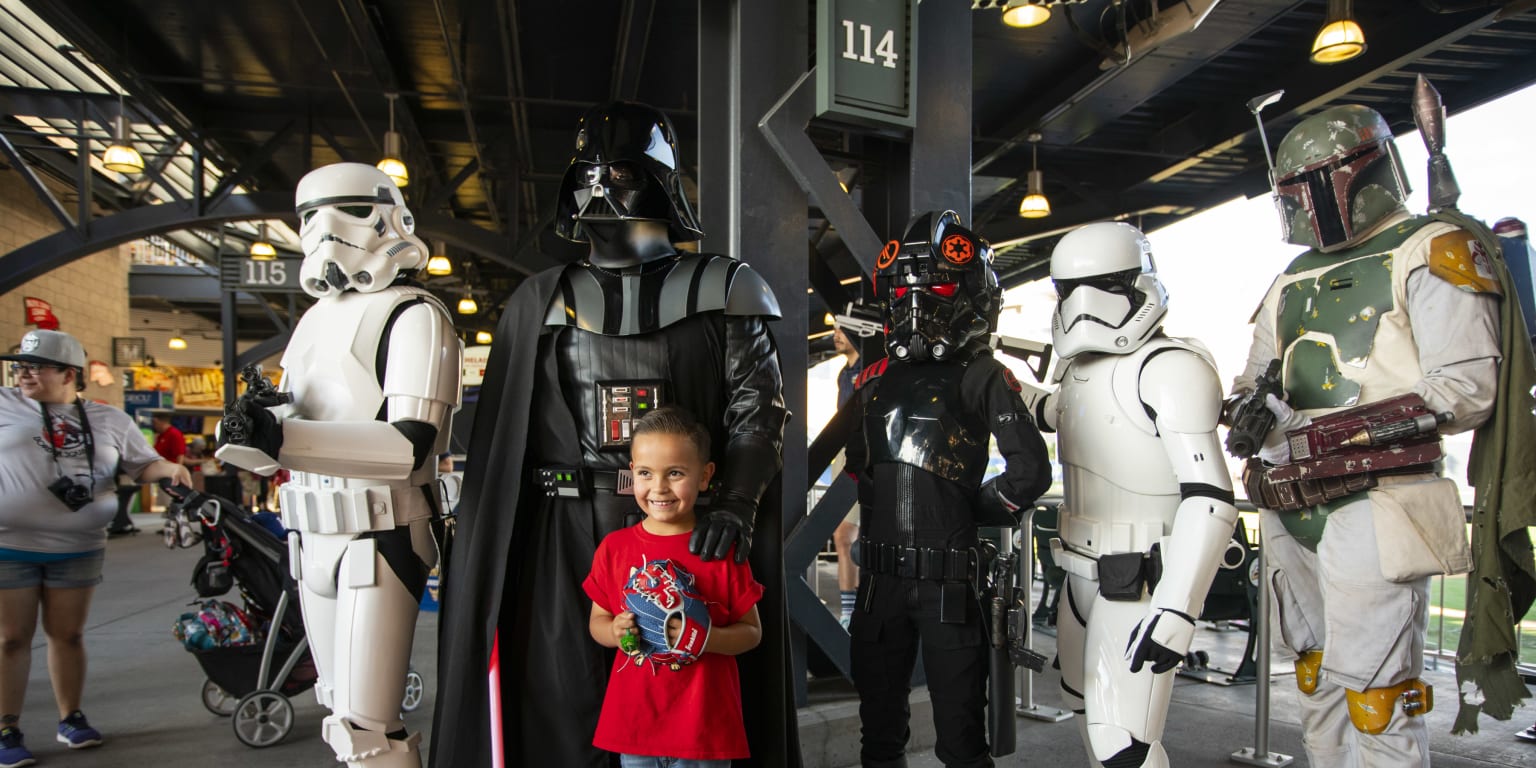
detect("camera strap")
[38,399,95,483]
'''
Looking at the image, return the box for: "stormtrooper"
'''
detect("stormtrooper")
[846,210,1052,768]
[430,101,792,768]
[1233,105,1499,767]
[218,162,461,767]
[1031,222,1238,768]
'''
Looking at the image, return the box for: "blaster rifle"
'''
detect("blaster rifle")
[1223,359,1282,459]
[832,301,883,339]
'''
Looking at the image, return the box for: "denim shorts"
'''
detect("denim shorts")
[0,550,105,590]
[619,756,730,768]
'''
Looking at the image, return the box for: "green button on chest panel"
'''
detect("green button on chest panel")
[1277,255,1393,410]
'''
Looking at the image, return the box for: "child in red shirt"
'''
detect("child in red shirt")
[583,406,764,766]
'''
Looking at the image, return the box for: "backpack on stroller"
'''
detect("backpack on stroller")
[163,483,424,748]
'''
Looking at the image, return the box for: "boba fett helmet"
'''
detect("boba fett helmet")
[1272,105,1410,252]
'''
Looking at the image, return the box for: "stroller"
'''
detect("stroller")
[163,483,425,748]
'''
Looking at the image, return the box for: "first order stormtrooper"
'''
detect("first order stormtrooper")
[430,101,793,768]
[217,163,461,767]
[1232,105,1500,768]
[1028,222,1238,768]
[845,210,1052,768]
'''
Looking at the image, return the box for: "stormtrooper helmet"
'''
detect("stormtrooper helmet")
[1049,222,1169,359]
[294,163,429,298]
[876,210,1002,363]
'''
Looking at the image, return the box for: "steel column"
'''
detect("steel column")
[698,0,808,741]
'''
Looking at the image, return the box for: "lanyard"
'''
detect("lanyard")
[38,399,95,481]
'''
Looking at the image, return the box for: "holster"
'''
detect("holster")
[1243,458,1379,512]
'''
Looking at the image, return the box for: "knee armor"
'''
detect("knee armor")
[1345,679,1433,735]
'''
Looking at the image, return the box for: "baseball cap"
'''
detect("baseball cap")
[2,329,87,370]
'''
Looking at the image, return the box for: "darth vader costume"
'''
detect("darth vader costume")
[430,102,796,768]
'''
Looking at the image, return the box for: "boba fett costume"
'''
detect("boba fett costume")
[1233,105,1501,768]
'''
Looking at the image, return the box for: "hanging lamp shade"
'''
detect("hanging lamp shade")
[101,114,144,175]
[475,330,493,345]
[1310,0,1366,64]
[457,295,479,315]
[1001,0,1050,28]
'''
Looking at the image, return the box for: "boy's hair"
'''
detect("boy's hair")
[631,405,711,462]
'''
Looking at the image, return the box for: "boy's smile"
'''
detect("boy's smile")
[630,431,715,536]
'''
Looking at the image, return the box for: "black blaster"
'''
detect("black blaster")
[1223,359,1283,460]
[222,364,292,447]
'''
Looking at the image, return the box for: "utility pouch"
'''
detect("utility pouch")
[940,581,968,624]
[1097,552,1146,602]
[1368,477,1470,582]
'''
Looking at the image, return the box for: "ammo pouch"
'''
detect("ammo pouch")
[1243,458,1378,513]
[1097,545,1163,602]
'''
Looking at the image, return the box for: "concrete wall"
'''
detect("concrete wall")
[0,167,131,407]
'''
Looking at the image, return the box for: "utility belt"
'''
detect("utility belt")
[536,466,634,498]
[857,538,978,582]
[535,465,713,506]
[1242,458,1431,513]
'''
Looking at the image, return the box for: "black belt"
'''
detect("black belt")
[536,466,634,499]
[858,539,975,581]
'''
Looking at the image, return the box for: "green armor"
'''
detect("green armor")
[1273,219,1421,410]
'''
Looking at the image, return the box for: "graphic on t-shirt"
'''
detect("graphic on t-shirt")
[622,558,714,672]
[33,413,86,458]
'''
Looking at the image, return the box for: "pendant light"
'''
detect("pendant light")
[1310,0,1366,64]
[457,293,479,315]
[1018,134,1051,219]
[1001,0,1051,28]
[376,93,409,187]
[426,242,452,276]
[100,92,144,175]
[475,330,493,345]
[249,222,277,260]
[167,332,187,351]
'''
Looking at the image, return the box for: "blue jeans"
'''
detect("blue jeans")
[618,755,731,768]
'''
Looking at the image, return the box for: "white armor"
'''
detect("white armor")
[217,163,461,767]
[1039,223,1238,768]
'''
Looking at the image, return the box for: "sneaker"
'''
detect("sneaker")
[56,710,101,749]
[1517,724,1536,743]
[0,726,34,767]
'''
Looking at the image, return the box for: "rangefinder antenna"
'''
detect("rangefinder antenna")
[1246,90,1285,190]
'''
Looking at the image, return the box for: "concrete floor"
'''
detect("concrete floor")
[14,514,1531,767]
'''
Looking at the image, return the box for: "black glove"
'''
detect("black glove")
[973,477,1023,527]
[1125,608,1196,674]
[221,365,291,459]
[690,492,754,564]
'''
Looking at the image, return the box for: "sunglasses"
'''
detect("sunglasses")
[9,363,62,376]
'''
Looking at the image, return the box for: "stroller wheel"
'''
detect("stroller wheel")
[162,525,178,549]
[232,690,294,748]
[402,668,425,713]
[201,678,236,717]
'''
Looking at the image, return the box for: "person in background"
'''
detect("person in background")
[830,326,861,627]
[184,436,208,493]
[0,330,190,767]
[148,413,185,513]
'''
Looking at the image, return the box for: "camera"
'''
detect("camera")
[48,476,93,511]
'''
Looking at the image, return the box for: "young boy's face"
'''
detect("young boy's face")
[630,431,715,533]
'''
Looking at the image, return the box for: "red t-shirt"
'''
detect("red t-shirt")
[581,524,764,760]
[154,426,185,464]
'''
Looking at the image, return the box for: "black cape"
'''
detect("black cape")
[429,265,800,767]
